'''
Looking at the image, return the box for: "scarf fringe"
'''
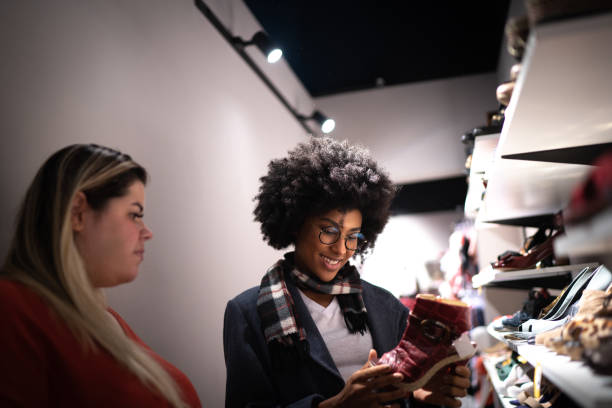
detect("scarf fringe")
[344,312,368,335]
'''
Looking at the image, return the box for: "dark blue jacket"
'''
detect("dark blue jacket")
[223,276,411,407]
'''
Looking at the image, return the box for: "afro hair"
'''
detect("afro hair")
[254,137,395,252]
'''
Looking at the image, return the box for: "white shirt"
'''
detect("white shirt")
[298,290,374,382]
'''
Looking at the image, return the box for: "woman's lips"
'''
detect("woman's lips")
[320,254,342,271]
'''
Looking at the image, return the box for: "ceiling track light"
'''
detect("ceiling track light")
[232,31,283,64]
[298,110,336,134]
[194,0,335,135]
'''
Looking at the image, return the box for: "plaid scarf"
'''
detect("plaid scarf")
[257,252,368,349]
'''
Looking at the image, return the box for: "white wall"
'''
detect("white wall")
[315,73,499,184]
[0,1,310,406]
[360,212,462,298]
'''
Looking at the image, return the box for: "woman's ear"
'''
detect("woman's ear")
[71,192,89,232]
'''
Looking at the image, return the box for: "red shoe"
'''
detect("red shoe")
[376,294,476,392]
[492,228,566,271]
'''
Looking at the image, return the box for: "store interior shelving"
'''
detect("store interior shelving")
[472,262,596,289]
[482,355,519,408]
[486,320,612,408]
[476,11,612,225]
[472,11,612,408]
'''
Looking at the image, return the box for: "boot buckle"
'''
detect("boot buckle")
[420,319,451,343]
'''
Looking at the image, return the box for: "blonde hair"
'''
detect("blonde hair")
[2,144,188,407]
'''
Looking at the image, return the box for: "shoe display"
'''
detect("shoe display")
[491,227,565,271]
[539,267,595,319]
[564,150,612,225]
[376,294,477,392]
[496,80,516,107]
[505,16,529,60]
[518,267,598,333]
[467,6,612,407]
[501,288,552,329]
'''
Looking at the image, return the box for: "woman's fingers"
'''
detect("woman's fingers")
[453,364,470,379]
[361,348,378,369]
[372,384,407,403]
[444,368,470,389]
[352,363,393,383]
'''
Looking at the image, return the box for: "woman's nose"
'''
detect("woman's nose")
[330,236,346,254]
[142,224,153,241]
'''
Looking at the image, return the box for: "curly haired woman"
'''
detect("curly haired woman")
[224,137,470,407]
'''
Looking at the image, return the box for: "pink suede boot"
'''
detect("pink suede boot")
[377,294,477,392]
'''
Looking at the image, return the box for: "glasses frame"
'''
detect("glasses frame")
[318,227,367,251]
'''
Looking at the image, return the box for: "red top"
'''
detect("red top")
[0,280,201,407]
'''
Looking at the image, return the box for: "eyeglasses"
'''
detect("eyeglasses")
[318,226,367,251]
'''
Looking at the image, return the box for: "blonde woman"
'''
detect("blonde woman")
[0,144,200,407]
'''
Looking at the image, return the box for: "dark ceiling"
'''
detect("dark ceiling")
[245,1,511,97]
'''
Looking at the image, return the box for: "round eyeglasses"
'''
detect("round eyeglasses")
[318,227,367,251]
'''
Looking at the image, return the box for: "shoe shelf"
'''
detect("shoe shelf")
[554,209,612,257]
[517,344,612,408]
[465,132,500,218]
[477,12,612,224]
[472,263,597,289]
[482,355,520,408]
[485,321,612,408]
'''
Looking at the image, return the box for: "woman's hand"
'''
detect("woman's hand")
[412,364,471,408]
[318,349,406,408]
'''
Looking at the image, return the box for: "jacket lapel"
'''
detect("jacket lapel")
[286,279,344,381]
[363,284,400,357]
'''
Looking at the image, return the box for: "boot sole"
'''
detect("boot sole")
[395,350,476,393]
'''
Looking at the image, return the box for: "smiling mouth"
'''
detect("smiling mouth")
[320,254,342,267]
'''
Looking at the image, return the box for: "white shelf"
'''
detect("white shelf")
[479,161,591,223]
[471,133,501,174]
[499,12,612,156]
[486,321,612,408]
[472,263,596,288]
[555,208,612,257]
[465,133,501,219]
[477,12,612,408]
[478,12,612,223]
[517,344,612,408]
[483,356,519,408]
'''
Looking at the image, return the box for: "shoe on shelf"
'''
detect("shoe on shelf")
[492,230,563,271]
[538,267,595,319]
[519,267,599,333]
[376,294,476,392]
[496,80,516,107]
[510,63,522,81]
[502,288,552,329]
[505,16,529,61]
[563,150,612,225]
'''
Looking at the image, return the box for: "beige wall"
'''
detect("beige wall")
[315,73,499,184]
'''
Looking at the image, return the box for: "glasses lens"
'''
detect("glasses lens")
[319,228,340,245]
[346,233,366,251]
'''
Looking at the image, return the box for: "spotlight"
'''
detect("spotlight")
[313,111,335,134]
[299,110,335,134]
[233,31,283,64]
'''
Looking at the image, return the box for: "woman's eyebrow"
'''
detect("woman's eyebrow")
[318,217,361,231]
[318,217,339,226]
[131,202,144,212]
